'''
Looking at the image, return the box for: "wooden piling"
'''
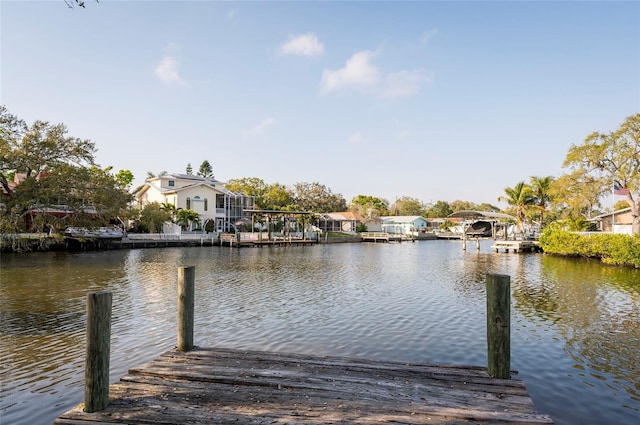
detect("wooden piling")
[84,290,112,413]
[486,274,510,379]
[177,266,195,352]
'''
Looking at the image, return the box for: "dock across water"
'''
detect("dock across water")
[55,347,553,425]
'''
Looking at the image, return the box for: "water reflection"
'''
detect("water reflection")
[1,242,639,425]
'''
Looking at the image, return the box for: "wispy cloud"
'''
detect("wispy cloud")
[349,131,364,144]
[243,118,277,138]
[421,28,439,44]
[381,70,431,99]
[155,43,187,85]
[280,33,325,57]
[227,9,237,20]
[397,129,410,139]
[320,51,380,93]
[320,50,430,99]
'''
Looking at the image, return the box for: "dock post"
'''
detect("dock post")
[486,274,510,378]
[177,266,195,352]
[84,290,112,413]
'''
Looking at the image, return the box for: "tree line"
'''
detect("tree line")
[2,105,638,235]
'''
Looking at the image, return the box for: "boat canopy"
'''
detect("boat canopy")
[448,210,515,220]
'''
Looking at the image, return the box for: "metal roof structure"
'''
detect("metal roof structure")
[448,210,516,220]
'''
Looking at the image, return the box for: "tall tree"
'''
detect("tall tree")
[0,111,95,196]
[115,169,134,188]
[529,175,555,226]
[263,183,293,210]
[424,200,452,218]
[186,163,193,175]
[292,182,347,213]
[476,203,500,212]
[563,113,640,234]
[449,200,477,212]
[225,177,293,210]
[0,108,133,233]
[351,195,389,218]
[392,196,424,216]
[225,177,270,208]
[549,171,606,221]
[498,181,535,232]
[197,160,214,179]
[138,202,171,233]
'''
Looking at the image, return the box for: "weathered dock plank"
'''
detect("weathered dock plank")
[55,347,553,425]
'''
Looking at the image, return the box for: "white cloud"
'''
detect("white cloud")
[421,28,439,44]
[227,9,237,20]
[382,69,432,99]
[349,131,363,144]
[243,118,276,138]
[320,50,430,99]
[280,33,325,57]
[155,44,187,85]
[320,51,380,93]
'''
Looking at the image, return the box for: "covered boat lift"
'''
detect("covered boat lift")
[447,210,516,250]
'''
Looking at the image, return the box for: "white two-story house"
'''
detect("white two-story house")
[135,173,254,232]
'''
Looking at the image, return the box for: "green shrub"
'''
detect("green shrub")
[539,227,640,268]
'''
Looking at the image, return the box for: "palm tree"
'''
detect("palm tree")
[160,202,178,223]
[176,209,200,231]
[529,176,554,226]
[498,182,535,233]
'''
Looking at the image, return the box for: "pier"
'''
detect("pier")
[492,240,541,253]
[55,269,553,425]
[55,347,553,425]
[360,232,415,243]
[219,232,318,247]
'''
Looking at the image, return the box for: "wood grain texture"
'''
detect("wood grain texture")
[57,347,553,424]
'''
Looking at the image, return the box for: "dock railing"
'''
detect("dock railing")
[82,268,511,412]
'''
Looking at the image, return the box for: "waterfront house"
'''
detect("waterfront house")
[135,174,254,232]
[591,207,633,235]
[380,216,429,235]
[316,211,383,233]
[317,212,359,233]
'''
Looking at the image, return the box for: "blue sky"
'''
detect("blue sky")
[2,1,638,207]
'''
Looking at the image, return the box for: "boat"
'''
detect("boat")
[63,227,124,239]
[465,220,493,237]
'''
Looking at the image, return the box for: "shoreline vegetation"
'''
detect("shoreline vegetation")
[539,228,640,269]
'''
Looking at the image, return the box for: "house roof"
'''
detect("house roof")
[162,181,228,195]
[591,207,632,220]
[147,173,223,184]
[380,216,426,223]
[136,173,250,199]
[320,212,358,221]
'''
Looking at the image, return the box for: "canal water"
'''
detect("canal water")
[1,240,639,425]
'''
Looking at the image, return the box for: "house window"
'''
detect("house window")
[204,198,208,211]
[168,180,175,187]
[186,197,191,209]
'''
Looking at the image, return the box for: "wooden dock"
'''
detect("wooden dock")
[360,232,415,243]
[492,240,541,253]
[55,347,553,425]
[220,233,318,248]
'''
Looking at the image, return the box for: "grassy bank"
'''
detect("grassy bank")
[539,228,640,268]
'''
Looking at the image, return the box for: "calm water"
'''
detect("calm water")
[1,240,639,425]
